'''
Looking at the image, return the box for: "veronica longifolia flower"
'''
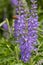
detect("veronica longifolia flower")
[14,0,39,63]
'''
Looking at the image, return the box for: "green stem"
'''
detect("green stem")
[37,28,43,32]
[6,44,14,53]
[38,33,43,38]
[15,45,19,63]
[0,19,6,27]
[6,19,12,37]
[38,41,43,50]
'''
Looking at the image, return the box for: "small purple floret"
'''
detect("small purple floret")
[11,0,18,6]
[3,23,8,30]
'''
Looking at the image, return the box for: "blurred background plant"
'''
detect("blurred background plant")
[0,0,43,65]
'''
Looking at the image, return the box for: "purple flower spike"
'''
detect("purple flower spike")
[14,0,39,63]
